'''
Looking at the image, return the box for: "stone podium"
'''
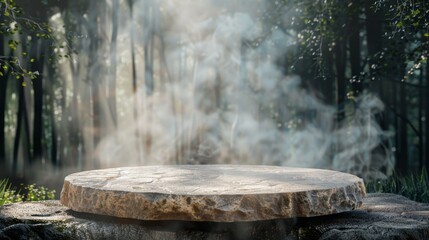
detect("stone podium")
[60,165,365,222]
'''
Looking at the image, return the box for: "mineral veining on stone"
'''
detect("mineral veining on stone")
[60,165,365,222]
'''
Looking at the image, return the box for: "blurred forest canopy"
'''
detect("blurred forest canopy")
[0,0,428,183]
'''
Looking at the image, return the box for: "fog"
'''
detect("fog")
[1,0,395,193]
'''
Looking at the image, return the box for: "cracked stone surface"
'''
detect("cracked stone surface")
[60,165,365,222]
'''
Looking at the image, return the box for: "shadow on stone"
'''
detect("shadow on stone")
[66,208,299,240]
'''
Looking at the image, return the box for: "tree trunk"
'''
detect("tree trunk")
[31,41,44,162]
[0,73,7,163]
[88,1,108,157]
[335,36,347,122]
[425,61,429,173]
[13,81,32,173]
[143,0,157,160]
[394,38,408,174]
[365,0,384,109]
[417,59,424,169]
[128,0,143,163]
[109,0,119,127]
[64,7,85,168]
[0,36,9,163]
[349,5,362,95]
[392,69,399,167]
[398,80,408,174]
[322,41,335,105]
[128,0,138,94]
[45,62,58,166]
[365,0,383,73]
[144,0,155,96]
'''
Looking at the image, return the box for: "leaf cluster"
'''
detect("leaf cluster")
[0,179,56,206]
[0,0,74,82]
[374,0,429,81]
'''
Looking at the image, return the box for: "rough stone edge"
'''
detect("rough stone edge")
[60,179,366,222]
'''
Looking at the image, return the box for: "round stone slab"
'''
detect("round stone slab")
[60,165,365,222]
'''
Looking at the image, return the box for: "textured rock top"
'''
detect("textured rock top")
[60,165,365,222]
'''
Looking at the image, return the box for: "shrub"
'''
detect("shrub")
[0,179,23,206]
[0,179,56,206]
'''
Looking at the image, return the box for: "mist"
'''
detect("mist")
[84,0,393,180]
[1,0,396,192]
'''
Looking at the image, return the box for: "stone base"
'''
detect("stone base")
[60,165,366,221]
[1,193,429,240]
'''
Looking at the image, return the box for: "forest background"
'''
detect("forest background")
[0,0,428,194]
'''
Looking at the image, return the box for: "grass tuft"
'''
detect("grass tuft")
[366,169,429,203]
[0,179,23,206]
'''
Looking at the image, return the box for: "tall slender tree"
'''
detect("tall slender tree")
[108,0,119,127]
[127,0,143,163]
[349,3,362,95]
[13,76,31,172]
[0,34,10,163]
[30,40,45,162]
[422,2,429,172]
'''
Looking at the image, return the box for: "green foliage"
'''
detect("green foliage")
[366,169,429,203]
[0,0,72,81]
[374,0,429,81]
[24,183,56,202]
[0,0,53,37]
[284,0,428,84]
[0,179,56,206]
[0,0,45,80]
[0,179,23,206]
